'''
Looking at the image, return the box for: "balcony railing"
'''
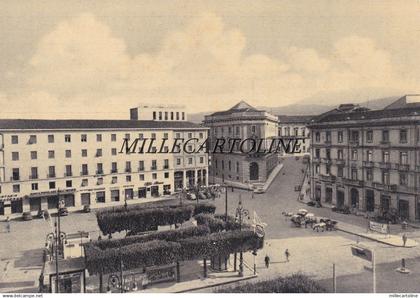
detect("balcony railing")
[125,168,132,173]
[96,170,104,175]
[80,171,89,176]
[372,182,397,192]
[65,172,73,177]
[395,164,410,171]
[163,165,169,169]
[342,178,364,187]
[379,141,391,147]
[319,174,336,183]
[29,175,38,180]
[47,173,56,178]
[349,140,359,146]
[362,161,374,168]
[378,162,391,169]
[111,169,118,173]
[138,167,145,172]
[335,159,345,166]
[151,166,157,171]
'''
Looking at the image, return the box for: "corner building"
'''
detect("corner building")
[204,101,278,188]
[0,109,208,218]
[308,99,420,221]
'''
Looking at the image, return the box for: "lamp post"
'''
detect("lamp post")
[235,195,249,277]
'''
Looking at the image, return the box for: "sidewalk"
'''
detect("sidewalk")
[336,221,418,248]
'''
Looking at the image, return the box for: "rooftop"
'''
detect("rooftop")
[277,115,315,124]
[0,119,205,130]
[207,100,261,117]
[312,106,420,123]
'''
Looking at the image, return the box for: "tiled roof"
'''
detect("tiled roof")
[277,115,316,123]
[0,119,205,130]
[208,100,261,116]
[312,106,420,123]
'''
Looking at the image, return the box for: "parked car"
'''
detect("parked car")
[82,205,91,213]
[253,185,265,194]
[22,211,33,221]
[58,207,69,216]
[306,201,316,207]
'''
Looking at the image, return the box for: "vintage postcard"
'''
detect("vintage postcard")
[0,0,419,295]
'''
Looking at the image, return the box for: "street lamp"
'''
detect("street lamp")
[235,195,249,277]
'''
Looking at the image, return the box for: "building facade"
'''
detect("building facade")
[309,102,420,221]
[277,115,314,156]
[204,101,278,188]
[0,110,208,218]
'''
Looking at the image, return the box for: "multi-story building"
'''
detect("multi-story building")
[130,104,187,121]
[308,97,420,221]
[0,108,208,218]
[204,101,278,188]
[277,115,314,155]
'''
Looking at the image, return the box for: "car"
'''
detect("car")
[22,211,33,221]
[82,205,91,213]
[58,207,69,216]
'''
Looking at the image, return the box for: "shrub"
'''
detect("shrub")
[94,225,210,250]
[216,274,326,293]
[195,213,244,232]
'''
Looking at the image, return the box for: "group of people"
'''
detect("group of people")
[263,249,290,268]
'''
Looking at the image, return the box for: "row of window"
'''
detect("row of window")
[9,131,205,145]
[152,111,185,121]
[212,125,257,136]
[315,148,411,164]
[214,159,240,173]
[315,165,414,186]
[314,129,411,144]
[6,172,171,193]
[279,127,307,137]
[10,157,206,181]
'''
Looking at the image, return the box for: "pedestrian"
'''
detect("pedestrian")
[304,220,308,228]
[264,255,270,268]
[402,233,407,247]
[285,249,290,262]
[5,216,10,233]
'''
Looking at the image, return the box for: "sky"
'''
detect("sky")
[0,0,420,119]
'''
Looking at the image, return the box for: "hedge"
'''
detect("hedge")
[195,213,247,232]
[94,225,210,250]
[96,202,216,235]
[85,240,181,275]
[84,229,264,275]
[215,274,326,293]
[178,230,264,261]
[96,205,195,235]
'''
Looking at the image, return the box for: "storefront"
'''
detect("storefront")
[365,189,375,212]
[81,193,91,206]
[138,187,146,199]
[125,188,134,200]
[111,190,120,202]
[150,186,159,197]
[96,191,106,203]
[174,171,184,191]
[398,199,410,220]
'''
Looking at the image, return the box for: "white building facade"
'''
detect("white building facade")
[0,116,208,218]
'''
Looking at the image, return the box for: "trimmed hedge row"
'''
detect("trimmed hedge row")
[85,240,181,275]
[96,202,216,235]
[94,225,210,250]
[85,229,264,275]
[215,274,326,293]
[195,213,248,232]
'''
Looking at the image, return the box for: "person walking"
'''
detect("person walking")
[402,233,408,247]
[264,255,270,268]
[285,249,290,262]
[5,217,10,233]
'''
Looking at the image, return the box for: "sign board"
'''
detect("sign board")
[351,245,373,262]
[369,221,389,234]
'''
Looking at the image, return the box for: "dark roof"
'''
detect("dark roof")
[208,100,261,116]
[277,115,315,123]
[312,106,420,123]
[0,119,205,130]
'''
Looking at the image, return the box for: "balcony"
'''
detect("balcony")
[111,169,118,174]
[151,166,157,171]
[362,161,374,168]
[342,178,364,187]
[372,182,397,192]
[335,159,345,166]
[379,140,391,147]
[324,140,332,146]
[378,162,391,169]
[138,167,145,172]
[64,172,73,177]
[29,175,38,180]
[47,173,56,178]
[125,168,132,173]
[349,140,359,147]
[319,174,336,183]
[80,171,89,176]
[163,165,169,170]
[96,170,104,175]
[321,158,332,164]
[395,164,410,171]
[11,175,20,181]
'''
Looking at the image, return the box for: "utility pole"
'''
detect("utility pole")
[332,263,336,293]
